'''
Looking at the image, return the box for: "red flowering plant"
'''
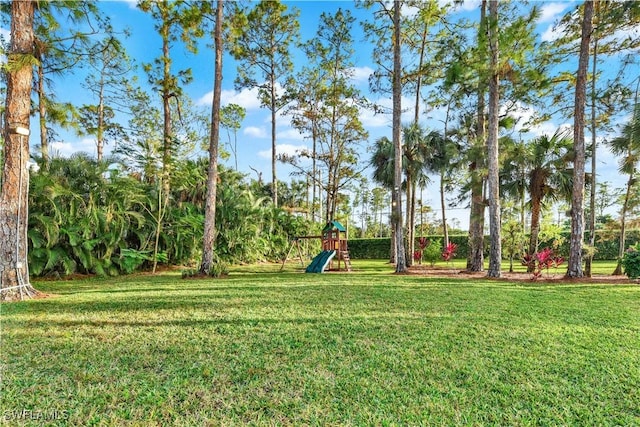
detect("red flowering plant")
[442,242,458,262]
[415,238,430,264]
[523,247,565,280]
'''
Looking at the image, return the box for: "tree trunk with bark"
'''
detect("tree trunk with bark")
[486,0,501,278]
[527,174,544,272]
[393,1,406,273]
[585,34,599,277]
[566,0,594,278]
[467,0,487,273]
[200,0,223,275]
[36,63,49,165]
[1,0,38,301]
[271,74,278,208]
[613,172,633,275]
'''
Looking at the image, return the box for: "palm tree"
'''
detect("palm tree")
[525,129,574,268]
[370,136,395,189]
[370,136,395,262]
[607,101,640,275]
[424,129,460,247]
[403,124,432,266]
[500,137,529,232]
[371,131,432,266]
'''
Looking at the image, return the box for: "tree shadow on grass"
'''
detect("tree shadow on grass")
[11,310,449,330]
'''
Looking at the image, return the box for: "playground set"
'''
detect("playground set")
[281,220,352,273]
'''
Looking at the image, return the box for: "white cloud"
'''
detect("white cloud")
[244,126,266,138]
[455,0,481,12]
[48,137,97,158]
[223,87,262,110]
[348,66,374,85]
[359,106,391,129]
[198,83,288,111]
[277,128,306,142]
[196,91,214,107]
[50,141,76,158]
[124,0,138,9]
[601,25,640,53]
[197,87,262,110]
[258,143,308,159]
[402,5,420,18]
[526,121,563,138]
[499,102,573,138]
[0,27,9,64]
[538,2,569,24]
[540,22,567,43]
[359,95,418,128]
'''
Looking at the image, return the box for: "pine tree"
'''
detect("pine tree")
[1,0,38,301]
[566,1,594,278]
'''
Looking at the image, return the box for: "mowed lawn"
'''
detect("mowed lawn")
[1,261,639,426]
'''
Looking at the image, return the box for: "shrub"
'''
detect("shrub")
[621,244,640,279]
[423,239,443,266]
[209,260,230,278]
[442,242,458,261]
[522,248,565,281]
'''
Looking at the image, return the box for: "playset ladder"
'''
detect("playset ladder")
[340,250,352,272]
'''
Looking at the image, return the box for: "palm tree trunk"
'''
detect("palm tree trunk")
[528,196,542,273]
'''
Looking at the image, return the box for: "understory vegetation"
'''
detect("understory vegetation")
[2,261,639,425]
[27,155,316,278]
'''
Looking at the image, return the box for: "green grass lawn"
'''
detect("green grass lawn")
[1,260,639,425]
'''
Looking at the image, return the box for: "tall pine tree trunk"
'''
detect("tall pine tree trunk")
[486,0,501,278]
[467,0,487,272]
[393,1,406,273]
[201,0,223,275]
[271,75,278,208]
[36,63,49,166]
[613,172,633,275]
[1,0,37,301]
[585,33,599,277]
[441,104,451,247]
[566,0,593,278]
[97,80,106,162]
[153,10,173,274]
[440,172,449,246]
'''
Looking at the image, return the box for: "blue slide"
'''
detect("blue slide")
[305,250,336,273]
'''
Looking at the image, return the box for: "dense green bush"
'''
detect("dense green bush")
[422,239,443,266]
[621,244,640,279]
[348,238,392,259]
[350,235,477,260]
[27,156,314,277]
[540,231,640,260]
[349,232,640,261]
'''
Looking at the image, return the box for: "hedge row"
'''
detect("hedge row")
[348,231,640,261]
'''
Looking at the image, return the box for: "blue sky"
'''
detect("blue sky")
[3,0,638,230]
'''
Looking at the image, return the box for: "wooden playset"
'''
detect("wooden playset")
[280,220,352,273]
